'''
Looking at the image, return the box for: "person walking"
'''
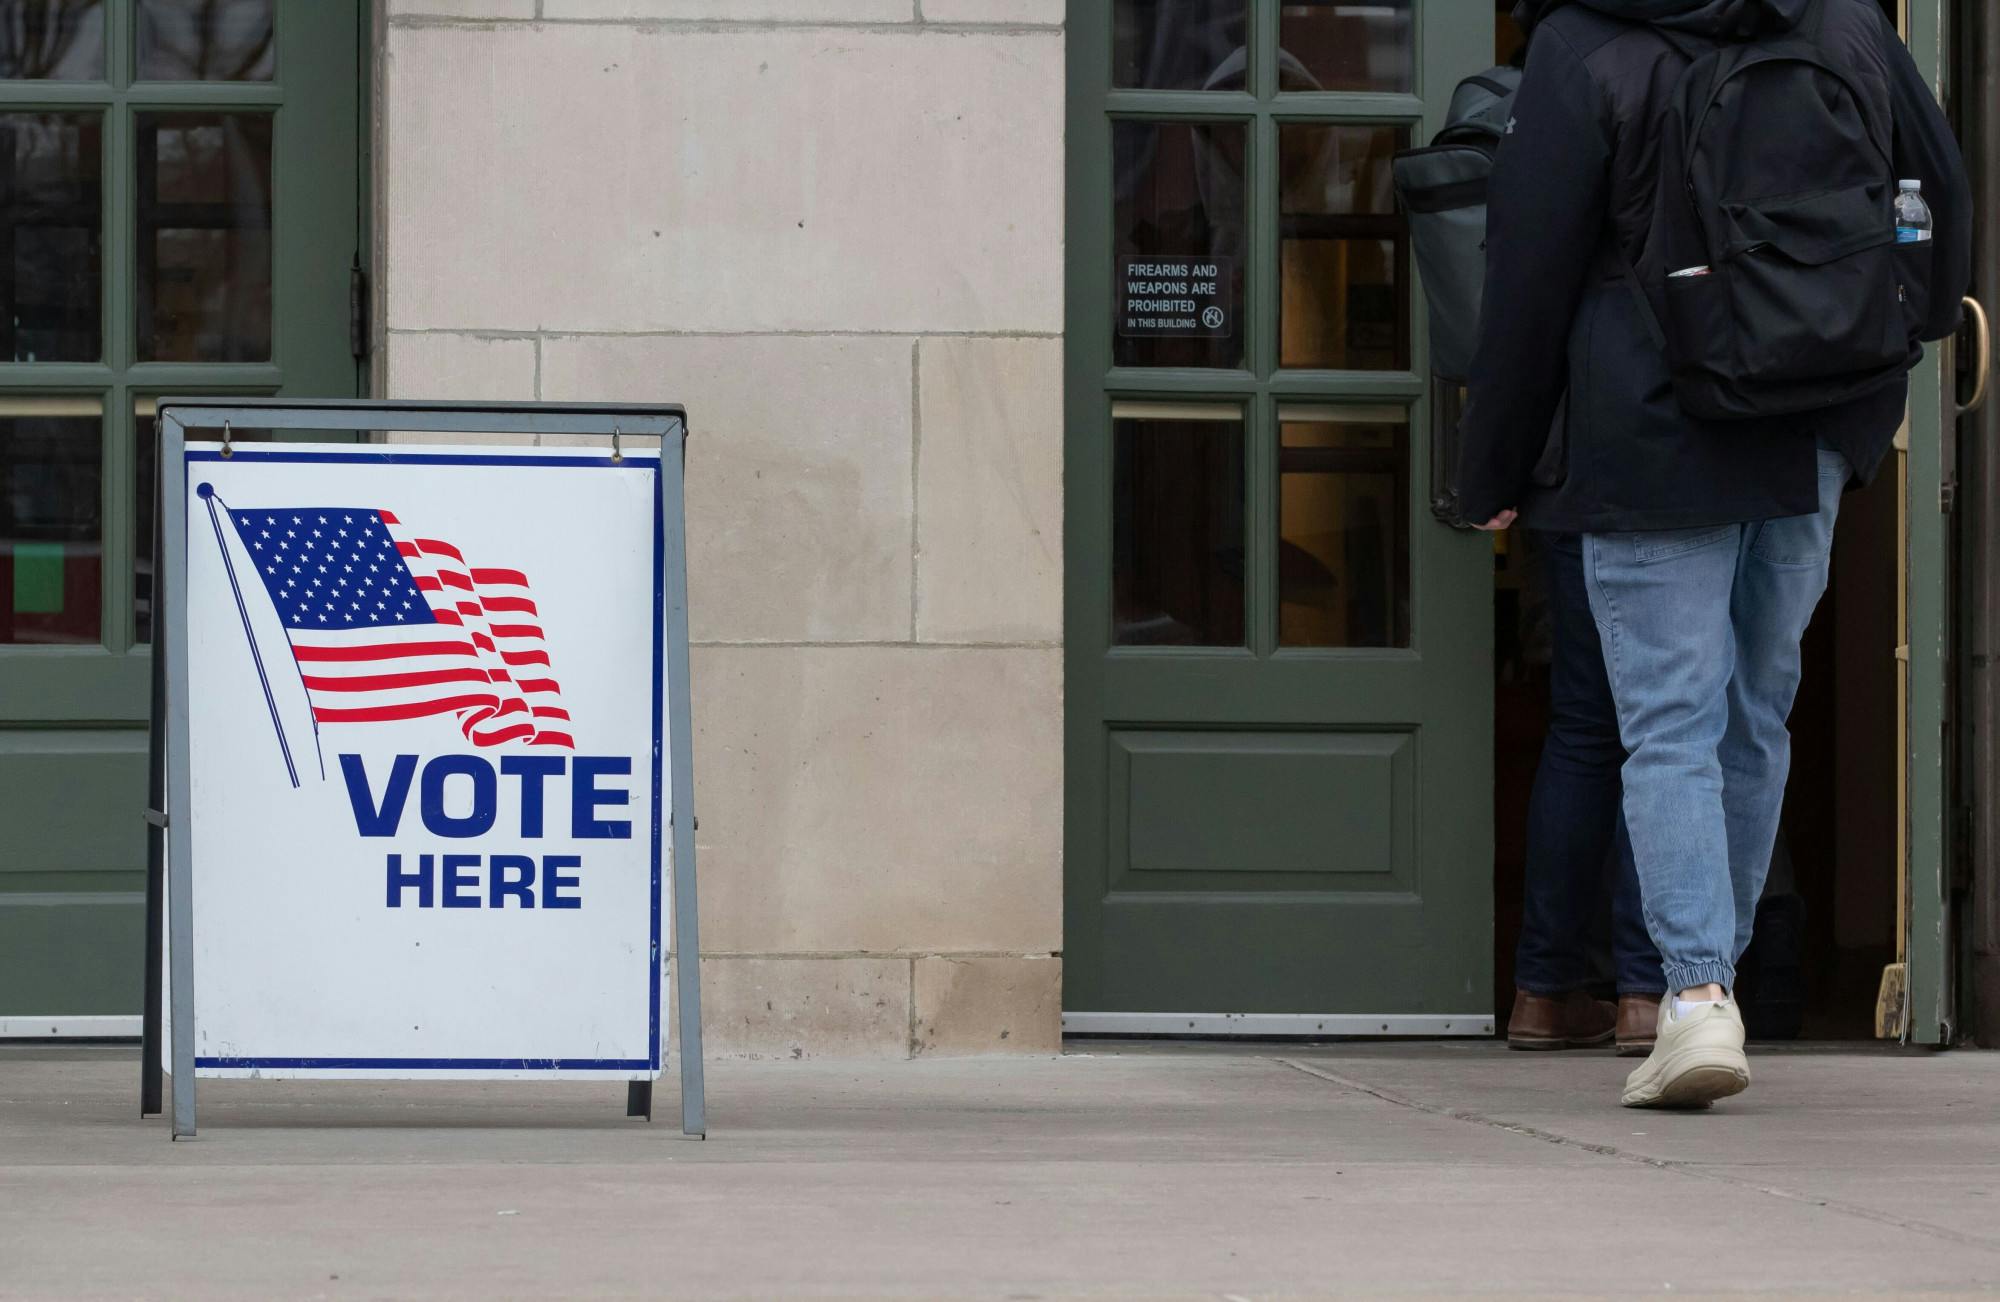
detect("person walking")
[1509,529,1667,1056]
[1457,0,1970,1107]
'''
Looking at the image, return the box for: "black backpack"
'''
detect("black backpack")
[1640,0,1915,419]
[1391,66,1521,383]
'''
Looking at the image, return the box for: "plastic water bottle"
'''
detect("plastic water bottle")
[1896,179,1933,243]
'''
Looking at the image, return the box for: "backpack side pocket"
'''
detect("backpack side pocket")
[1663,269,1735,417]
[1394,143,1494,381]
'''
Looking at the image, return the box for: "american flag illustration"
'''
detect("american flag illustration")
[220,503,575,753]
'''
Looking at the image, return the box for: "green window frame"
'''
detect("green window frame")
[0,0,366,722]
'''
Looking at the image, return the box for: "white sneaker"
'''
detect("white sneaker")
[1620,994,1751,1109]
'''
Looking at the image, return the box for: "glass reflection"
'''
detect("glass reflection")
[1279,0,1415,94]
[1113,407,1245,647]
[1,397,101,645]
[1113,0,1246,90]
[1,112,102,363]
[1114,121,1246,370]
[1279,123,1409,371]
[0,0,104,79]
[1278,407,1409,647]
[137,0,273,81]
[137,112,273,362]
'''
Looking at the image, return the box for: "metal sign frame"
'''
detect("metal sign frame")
[147,399,705,1139]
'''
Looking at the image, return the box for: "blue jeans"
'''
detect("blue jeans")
[1517,532,1666,998]
[1582,444,1849,993]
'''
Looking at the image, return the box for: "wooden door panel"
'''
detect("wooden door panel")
[1110,728,1414,889]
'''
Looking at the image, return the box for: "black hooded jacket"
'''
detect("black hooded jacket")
[1455,0,1972,531]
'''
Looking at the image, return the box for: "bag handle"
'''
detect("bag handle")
[1462,73,1517,100]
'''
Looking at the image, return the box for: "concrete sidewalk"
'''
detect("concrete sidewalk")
[2,1041,1998,1299]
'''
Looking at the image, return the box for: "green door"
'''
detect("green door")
[1899,0,1957,1045]
[0,0,363,1028]
[1063,0,1496,1031]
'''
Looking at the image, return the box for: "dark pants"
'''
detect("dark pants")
[1516,531,1667,998]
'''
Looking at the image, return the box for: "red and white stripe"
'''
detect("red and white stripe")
[285,510,574,748]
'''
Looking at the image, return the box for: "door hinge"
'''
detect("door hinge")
[349,255,371,362]
[1941,477,1958,513]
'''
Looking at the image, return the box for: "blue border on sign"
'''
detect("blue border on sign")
[184,448,664,1075]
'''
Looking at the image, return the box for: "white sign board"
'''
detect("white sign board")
[159,416,702,1133]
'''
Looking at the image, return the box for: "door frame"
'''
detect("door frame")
[1899,0,1956,1045]
[1955,0,2000,1048]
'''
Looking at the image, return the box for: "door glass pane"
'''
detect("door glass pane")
[1115,120,1245,370]
[1,395,101,645]
[137,0,273,81]
[1279,1,1415,93]
[1278,405,1409,648]
[1114,404,1244,647]
[1280,123,1409,371]
[0,0,105,79]
[1113,0,1246,90]
[1,111,102,362]
[137,111,273,362]
[132,395,270,643]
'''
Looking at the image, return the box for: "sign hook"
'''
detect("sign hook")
[220,420,234,458]
[611,423,623,464]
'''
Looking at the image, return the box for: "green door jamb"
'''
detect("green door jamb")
[1903,0,1954,1045]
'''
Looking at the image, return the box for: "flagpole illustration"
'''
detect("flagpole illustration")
[198,483,301,789]
[210,489,328,781]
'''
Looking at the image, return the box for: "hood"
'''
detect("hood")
[1573,0,1809,37]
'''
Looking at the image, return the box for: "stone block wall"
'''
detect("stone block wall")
[378,0,1065,1055]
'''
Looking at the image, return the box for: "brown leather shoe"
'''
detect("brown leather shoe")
[1616,993,1662,1057]
[1507,988,1617,1050]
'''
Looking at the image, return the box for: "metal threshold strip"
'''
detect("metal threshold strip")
[0,1016,141,1039]
[1062,1012,1496,1037]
